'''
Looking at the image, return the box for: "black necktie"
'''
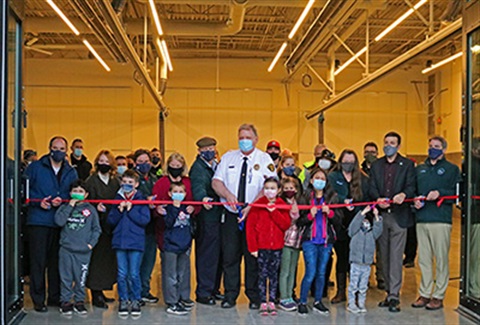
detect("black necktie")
[237,157,248,203]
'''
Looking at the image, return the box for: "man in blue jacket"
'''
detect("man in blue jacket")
[25,136,78,312]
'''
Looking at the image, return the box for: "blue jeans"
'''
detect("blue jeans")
[116,249,143,302]
[299,241,333,304]
[140,234,158,297]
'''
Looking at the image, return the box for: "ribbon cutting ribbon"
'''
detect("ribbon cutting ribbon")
[23,195,463,210]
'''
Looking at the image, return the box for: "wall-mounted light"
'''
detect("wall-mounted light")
[421,51,462,74]
[46,0,80,35]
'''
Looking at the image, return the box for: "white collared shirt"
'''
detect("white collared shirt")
[213,148,276,213]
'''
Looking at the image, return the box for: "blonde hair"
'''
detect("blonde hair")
[166,152,188,177]
[93,150,117,175]
[238,123,258,137]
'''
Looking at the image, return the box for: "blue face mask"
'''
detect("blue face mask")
[239,139,254,153]
[428,148,443,160]
[383,145,398,158]
[283,166,296,176]
[117,165,127,175]
[74,148,83,157]
[121,183,134,193]
[171,192,185,201]
[200,150,216,162]
[313,179,326,191]
[50,150,66,163]
[136,162,151,175]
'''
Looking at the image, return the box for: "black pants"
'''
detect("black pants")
[334,239,350,274]
[404,223,418,262]
[195,217,221,299]
[29,226,60,306]
[221,211,259,304]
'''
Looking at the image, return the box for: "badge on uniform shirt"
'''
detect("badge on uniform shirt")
[82,209,91,218]
[437,168,445,175]
[254,164,260,171]
[267,163,275,172]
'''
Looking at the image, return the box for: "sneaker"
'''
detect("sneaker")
[279,299,297,312]
[412,296,430,308]
[313,301,330,314]
[425,298,443,310]
[267,302,277,315]
[73,301,88,315]
[358,305,367,313]
[347,303,360,314]
[166,303,188,316]
[179,299,194,311]
[298,303,308,314]
[259,303,268,316]
[141,293,159,304]
[118,300,129,316]
[60,302,73,315]
[131,300,141,316]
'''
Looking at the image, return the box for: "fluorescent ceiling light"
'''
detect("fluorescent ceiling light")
[472,45,480,54]
[82,40,111,72]
[268,42,288,72]
[157,38,173,72]
[421,51,462,74]
[46,0,80,36]
[334,46,367,76]
[375,0,428,42]
[149,0,164,36]
[288,0,315,39]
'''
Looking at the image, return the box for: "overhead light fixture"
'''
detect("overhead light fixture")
[82,40,111,72]
[375,0,428,42]
[421,51,462,74]
[149,0,164,36]
[268,42,288,72]
[157,38,173,71]
[46,0,80,35]
[334,46,366,76]
[472,45,480,54]
[288,0,316,39]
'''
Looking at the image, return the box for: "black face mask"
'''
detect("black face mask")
[97,164,112,174]
[269,152,280,161]
[168,166,183,178]
[152,156,161,165]
[128,163,134,169]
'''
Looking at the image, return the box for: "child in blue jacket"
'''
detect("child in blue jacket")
[108,170,150,317]
[161,182,195,316]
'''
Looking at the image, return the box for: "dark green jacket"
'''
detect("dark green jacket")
[190,156,222,222]
[415,158,461,224]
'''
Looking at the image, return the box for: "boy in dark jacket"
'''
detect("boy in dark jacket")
[161,182,193,316]
[347,205,383,314]
[107,170,150,317]
[55,180,101,315]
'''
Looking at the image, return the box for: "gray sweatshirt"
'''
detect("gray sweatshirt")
[55,202,101,253]
[348,210,383,265]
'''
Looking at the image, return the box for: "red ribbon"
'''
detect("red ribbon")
[22,195,463,211]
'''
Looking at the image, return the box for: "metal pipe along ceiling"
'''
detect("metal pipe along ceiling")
[304,18,462,120]
[136,0,329,7]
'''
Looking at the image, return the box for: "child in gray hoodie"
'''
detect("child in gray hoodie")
[347,205,383,313]
[55,180,101,315]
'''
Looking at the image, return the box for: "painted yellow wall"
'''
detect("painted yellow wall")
[23,57,461,167]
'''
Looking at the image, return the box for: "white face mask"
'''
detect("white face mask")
[264,188,278,200]
[318,159,332,170]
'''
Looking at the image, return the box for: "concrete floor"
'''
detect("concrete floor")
[20,214,478,324]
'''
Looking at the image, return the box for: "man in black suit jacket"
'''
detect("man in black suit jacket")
[369,131,416,312]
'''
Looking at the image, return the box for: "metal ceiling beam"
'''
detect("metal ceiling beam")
[138,0,329,7]
[304,18,462,119]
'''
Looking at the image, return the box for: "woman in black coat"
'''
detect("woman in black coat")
[85,150,121,309]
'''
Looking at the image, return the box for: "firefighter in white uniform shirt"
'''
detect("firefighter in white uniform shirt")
[212,123,276,309]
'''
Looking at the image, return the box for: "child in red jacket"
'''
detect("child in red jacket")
[246,177,291,316]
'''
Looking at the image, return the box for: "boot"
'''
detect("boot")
[91,290,108,309]
[330,273,347,304]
